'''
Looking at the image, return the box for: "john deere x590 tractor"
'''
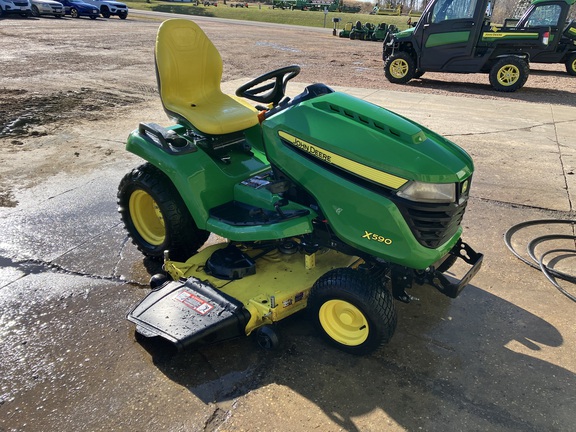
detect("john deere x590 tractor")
[119,19,483,355]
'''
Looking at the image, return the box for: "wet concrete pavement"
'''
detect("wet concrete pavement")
[1,83,575,431]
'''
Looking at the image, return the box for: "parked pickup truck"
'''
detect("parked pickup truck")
[382,0,551,91]
[82,0,127,18]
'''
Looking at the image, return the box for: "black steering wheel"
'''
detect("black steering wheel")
[236,65,301,106]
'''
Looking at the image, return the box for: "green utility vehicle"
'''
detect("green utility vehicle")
[382,0,551,91]
[510,0,576,75]
[121,19,482,355]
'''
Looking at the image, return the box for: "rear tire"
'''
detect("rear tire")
[117,163,210,261]
[308,268,397,355]
[489,57,529,92]
[565,53,576,76]
[70,7,79,17]
[384,51,416,84]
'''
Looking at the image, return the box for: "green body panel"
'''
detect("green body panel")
[126,125,315,240]
[393,27,415,40]
[425,31,471,47]
[532,0,574,5]
[261,92,473,268]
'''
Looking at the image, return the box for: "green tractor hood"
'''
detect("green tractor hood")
[393,26,416,40]
[264,91,473,186]
[261,90,474,268]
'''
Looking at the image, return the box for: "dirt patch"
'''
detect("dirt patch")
[1,13,575,207]
[0,88,144,138]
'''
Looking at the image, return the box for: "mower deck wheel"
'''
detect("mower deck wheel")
[255,325,280,350]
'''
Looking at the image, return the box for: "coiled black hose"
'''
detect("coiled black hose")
[504,219,576,302]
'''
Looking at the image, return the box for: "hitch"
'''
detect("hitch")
[429,240,483,298]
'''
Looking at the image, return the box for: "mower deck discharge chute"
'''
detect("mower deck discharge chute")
[121,19,483,355]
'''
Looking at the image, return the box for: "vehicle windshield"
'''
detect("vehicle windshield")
[431,0,478,22]
[524,4,562,27]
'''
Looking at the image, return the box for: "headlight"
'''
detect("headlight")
[397,181,456,203]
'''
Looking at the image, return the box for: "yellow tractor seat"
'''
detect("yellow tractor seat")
[155,19,259,136]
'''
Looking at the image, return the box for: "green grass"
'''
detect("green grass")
[123,0,410,30]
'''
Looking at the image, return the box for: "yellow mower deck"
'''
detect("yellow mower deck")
[164,242,359,335]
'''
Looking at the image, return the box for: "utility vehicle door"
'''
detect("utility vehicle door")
[415,0,486,71]
[515,0,569,56]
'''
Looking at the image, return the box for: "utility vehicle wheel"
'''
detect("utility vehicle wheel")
[70,7,79,17]
[31,5,40,16]
[565,53,576,76]
[384,52,416,84]
[489,57,529,92]
[100,7,110,17]
[118,11,127,19]
[309,268,397,355]
[117,163,210,261]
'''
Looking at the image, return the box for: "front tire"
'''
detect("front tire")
[565,53,576,76]
[384,51,416,84]
[117,163,210,261]
[100,7,110,17]
[31,5,40,16]
[489,57,529,92]
[308,268,397,355]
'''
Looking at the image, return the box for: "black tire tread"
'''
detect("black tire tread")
[489,57,529,92]
[383,51,416,84]
[117,163,209,261]
[309,268,397,355]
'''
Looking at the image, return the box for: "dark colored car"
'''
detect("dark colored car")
[59,0,98,18]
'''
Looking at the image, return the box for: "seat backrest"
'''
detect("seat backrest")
[155,19,258,136]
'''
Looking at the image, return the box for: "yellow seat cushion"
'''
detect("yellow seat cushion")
[155,19,258,136]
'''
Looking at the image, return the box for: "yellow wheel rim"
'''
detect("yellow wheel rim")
[129,190,165,246]
[390,59,409,79]
[497,65,520,86]
[319,299,369,346]
[571,58,576,74]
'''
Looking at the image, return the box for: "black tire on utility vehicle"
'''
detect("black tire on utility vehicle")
[308,268,397,355]
[565,53,576,76]
[384,51,416,84]
[117,163,210,261]
[101,7,110,17]
[489,56,529,92]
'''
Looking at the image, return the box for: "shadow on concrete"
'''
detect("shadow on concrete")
[137,283,572,431]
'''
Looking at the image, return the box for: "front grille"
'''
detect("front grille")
[395,179,471,249]
[14,1,28,5]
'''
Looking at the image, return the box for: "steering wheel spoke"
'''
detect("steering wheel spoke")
[236,65,300,106]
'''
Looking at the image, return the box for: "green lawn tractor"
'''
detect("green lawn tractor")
[119,19,483,355]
